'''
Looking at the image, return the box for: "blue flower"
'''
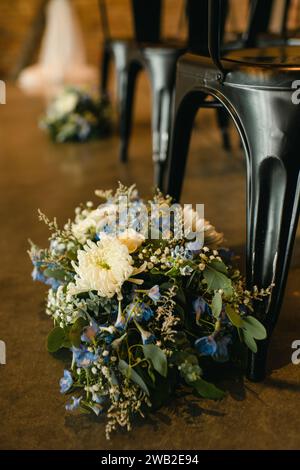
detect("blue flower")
[135,322,156,345]
[126,302,153,323]
[180,265,193,276]
[114,302,126,331]
[81,318,99,343]
[141,331,156,345]
[72,347,98,368]
[92,393,106,404]
[193,297,211,318]
[104,333,115,344]
[65,396,82,411]
[148,285,161,303]
[213,336,231,363]
[185,240,202,255]
[31,267,61,290]
[195,336,217,356]
[59,370,73,394]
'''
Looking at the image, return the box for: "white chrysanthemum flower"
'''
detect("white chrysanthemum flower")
[72,204,117,244]
[68,237,134,298]
[183,206,223,248]
[118,229,145,253]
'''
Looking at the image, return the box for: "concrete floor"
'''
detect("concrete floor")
[0,84,300,450]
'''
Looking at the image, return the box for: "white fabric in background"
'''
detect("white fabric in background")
[18,0,97,94]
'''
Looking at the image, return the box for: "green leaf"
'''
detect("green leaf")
[242,329,258,353]
[118,360,150,396]
[69,318,88,347]
[211,292,222,319]
[192,378,225,400]
[225,305,243,328]
[44,268,66,281]
[203,266,232,296]
[142,344,168,378]
[176,288,187,305]
[242,316,267,340]
[147,363,156,384]
[47,326,65,352]
[209,259,228,275]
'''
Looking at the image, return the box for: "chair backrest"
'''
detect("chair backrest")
[98,0,162,43]
[208,0,225,75]
[207,0,293,76]
[132,0,162,42]
[187,0,228,54]
[243,0,292,47]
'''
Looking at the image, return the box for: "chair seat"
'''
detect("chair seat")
[178,47,300,90]
[224,46,300,66]
[142,42,187,59]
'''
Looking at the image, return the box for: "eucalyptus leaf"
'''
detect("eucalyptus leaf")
[209,259,228,275]
[142,344,168,378]
[225,305,243,328]
[44,268,66,281]
[203,266,232,296]
[242,316,267,340]
[242,329,258,353]
[192,378,225,400]
[118,359,150,396]
[69,317,88,347]
[47,326,65,352]
[211,292,222,319]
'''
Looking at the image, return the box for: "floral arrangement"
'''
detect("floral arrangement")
[29,184,270,439]
[40,87,112,143]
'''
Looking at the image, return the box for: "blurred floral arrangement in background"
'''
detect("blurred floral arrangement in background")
[29,184,270,439]
[40,87,112,143]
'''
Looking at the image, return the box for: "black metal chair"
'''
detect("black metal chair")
[99,0,162,164]
[99,0,231,188]
[166,0,300,382]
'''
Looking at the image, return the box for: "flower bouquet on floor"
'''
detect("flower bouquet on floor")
[29,184,270,438]
[40,86,112,143]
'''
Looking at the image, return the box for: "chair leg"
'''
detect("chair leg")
[245,156,300,381]
[216,107,231,151]
[116,63,140,163]
[100,42,112,100]
[166,89,206,199]
[151,88,173,189]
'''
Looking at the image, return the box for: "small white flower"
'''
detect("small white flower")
[72,204,118,244]
[68,237,134,298]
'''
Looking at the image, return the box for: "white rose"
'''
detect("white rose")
[118,229,145,253]
[183,206,223,248]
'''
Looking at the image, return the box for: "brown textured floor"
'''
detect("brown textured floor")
[0,83,300,450]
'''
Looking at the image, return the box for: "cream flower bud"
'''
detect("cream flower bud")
[118,229,145,253]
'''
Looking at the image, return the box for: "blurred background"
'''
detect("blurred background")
[2,0,299,79]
